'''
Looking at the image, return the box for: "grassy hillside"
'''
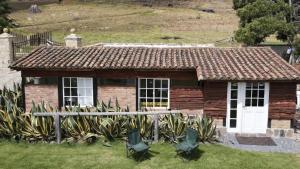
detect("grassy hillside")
[9,0,239,46]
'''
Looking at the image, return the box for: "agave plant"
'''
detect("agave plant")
[128,115,153,140]
[21,101,56,142]
[0,84,24,140]
[159,113,187,142]
[62,106,97,144]
[191,115,217,143]
[92,99,129,141]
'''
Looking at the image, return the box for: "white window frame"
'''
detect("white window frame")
[62,77,94,107]
[297,91,300,109]
[244,82,265,107]
[138,78,170,110]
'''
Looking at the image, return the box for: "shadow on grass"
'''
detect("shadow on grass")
[177,148,204,161]
[130,149,160,162]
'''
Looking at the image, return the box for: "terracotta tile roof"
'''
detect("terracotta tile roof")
[10,46,300,81]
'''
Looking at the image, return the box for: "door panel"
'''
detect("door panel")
[227,82,269,134]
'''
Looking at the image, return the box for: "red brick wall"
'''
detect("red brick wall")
[98,85,136,111]
[25,84,58,111]
[170,86,204,113]
[269,82,296,120]
[203,81,227,118]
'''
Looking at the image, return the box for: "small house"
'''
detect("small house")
[9,32,300,137]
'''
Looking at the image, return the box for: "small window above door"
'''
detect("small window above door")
[245,82,265,107]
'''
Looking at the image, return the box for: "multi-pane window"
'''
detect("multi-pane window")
[63,77,93,107]
[229,82,238,128]
[245,82,265,107]
[138,78,169,109]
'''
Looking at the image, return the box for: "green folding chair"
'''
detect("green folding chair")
[126,128,149,158]
[175,127,199,156]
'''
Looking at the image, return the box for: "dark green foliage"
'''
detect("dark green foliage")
[233,0,257,10]
[235,16,296,45]
[0,0,13,31]
[234,0,296,45]
[293,37,300,56]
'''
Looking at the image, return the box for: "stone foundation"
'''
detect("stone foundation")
[271,119,291,129]
[266,128,294,138]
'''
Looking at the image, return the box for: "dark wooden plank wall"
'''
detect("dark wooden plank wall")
[203,81,227,118]
[269,82,296,120]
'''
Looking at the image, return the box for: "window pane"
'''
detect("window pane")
[252,83,258,89]
[154,98,161,107]
[230,110,237,118]
[85,97,93,106]
[252,99,257,106]
[147,89,153,97]
[155,80,161,88]
[66,97,78,106]
[259,90,264,98]
[140,98,146,107]
[71,88,78,96]
[230,100,237,108]
[85,88,92,96]
[140,89,146,97]
[85,79,92,87]
[162,89,168,98]
[71,78,77,87]
[78,97,84,106]
[64,88,70,96]
[231,90,237,99]
[246,83,251,89]
[64,78,70,87]
[252,90,258,98]
[258,99,264,106]
[258,83,265,89]
[161,99,168,107]
[147,79,153,88]
[147,98,153,107]
[64,97,71,106]
[230,119,236,128]
[78,78,85,87]
[140,79,146,88]
[245,98,251,106]
[78,88,85,96]
[231,83,238,89]
[246,90,251,97]
[162,80,168,88]
[155,89,161,97]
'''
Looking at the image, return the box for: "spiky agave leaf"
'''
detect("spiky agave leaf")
[159,113,187,142]
[192,115,217,143]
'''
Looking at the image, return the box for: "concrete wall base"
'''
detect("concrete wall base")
[266,128,294,138]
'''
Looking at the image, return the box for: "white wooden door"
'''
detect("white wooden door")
[227,82,269,134]
[240,82,269,134]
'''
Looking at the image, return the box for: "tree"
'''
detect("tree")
[0,0,13,32]
[233,0,256,9]
[234,0,296,45]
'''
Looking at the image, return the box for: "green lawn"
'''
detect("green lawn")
[0,140,299,169]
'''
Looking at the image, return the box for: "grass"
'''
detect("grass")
[8,0,239,46]
[0,140,299,169]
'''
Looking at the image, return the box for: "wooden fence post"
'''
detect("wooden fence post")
[154,114,159,142]
[55,113,61,144]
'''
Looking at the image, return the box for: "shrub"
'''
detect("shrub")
[191,116,217,143]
